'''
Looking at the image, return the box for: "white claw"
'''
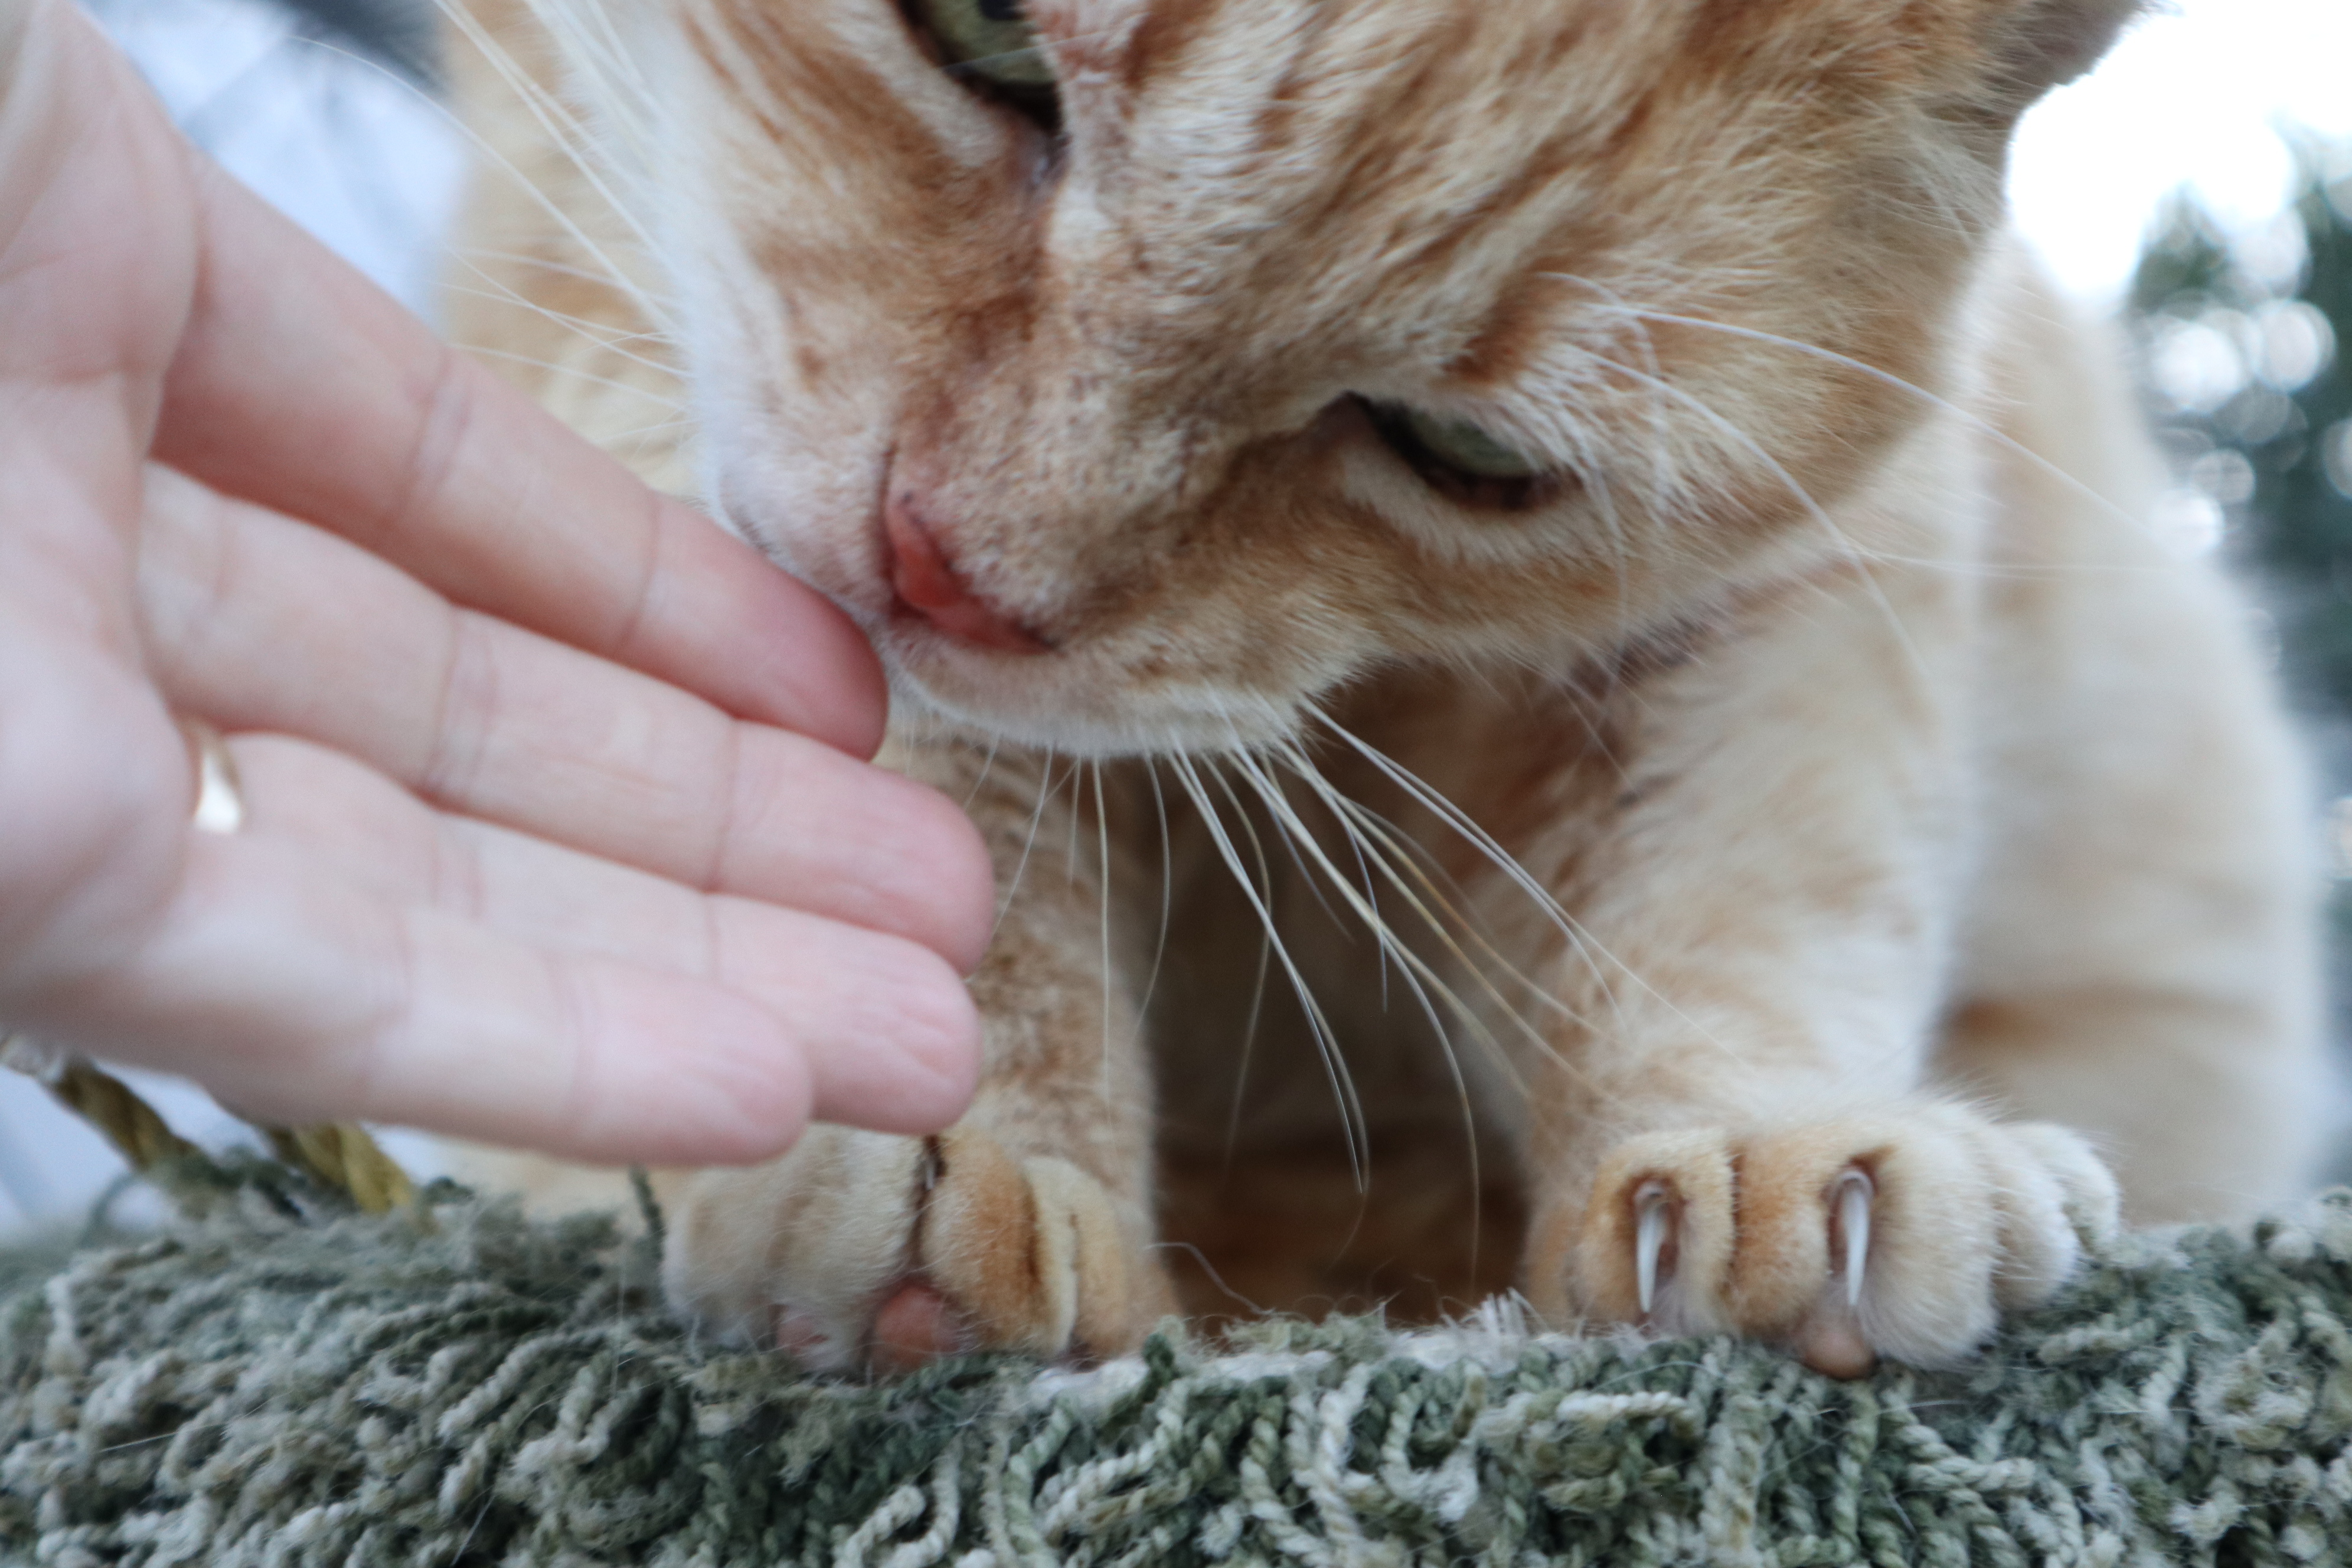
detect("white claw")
[1634,1179,1672,1317]
[1836,1168,1875,1310]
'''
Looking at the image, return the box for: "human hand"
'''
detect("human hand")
[0,0,991,1164]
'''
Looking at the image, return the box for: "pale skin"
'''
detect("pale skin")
[0,0,994,1165]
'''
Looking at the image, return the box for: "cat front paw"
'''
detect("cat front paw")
[1526,1106,2118,1376]
[662,1124,1164,1374]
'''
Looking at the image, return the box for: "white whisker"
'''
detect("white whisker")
[439,271,684,385]
[1266,740,1567,1096]
[1606,301,2158,545]
[455,342,686,409]
[994,747,1060,936]
[960,737,1003,811]
[1065,751,1086,885]
[453,246,677,308]
[1170,754,1367,1185]
[1587,352,1936,688]
[1305,711,1739,1075]
[1093,760,1116,1099]
[1227,749,1495,1283]
[436,0,679,338]
[1134,759,1175,1052]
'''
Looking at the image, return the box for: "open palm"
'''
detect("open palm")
[0,0,990,1164]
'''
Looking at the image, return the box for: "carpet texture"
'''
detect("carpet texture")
[3,1158,2351,1567]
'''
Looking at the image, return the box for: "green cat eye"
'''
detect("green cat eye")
[1364,400,1561,511]
[1394,410,1543,481]
[913,0,1056,92]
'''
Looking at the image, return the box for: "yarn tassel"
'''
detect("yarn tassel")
[2,1034,414,1214]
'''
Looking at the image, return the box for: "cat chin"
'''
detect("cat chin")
[881,655,1304,760]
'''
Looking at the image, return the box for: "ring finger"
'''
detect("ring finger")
[207,729,981,1138]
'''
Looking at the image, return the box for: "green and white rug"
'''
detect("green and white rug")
[3,1155,2348,1567]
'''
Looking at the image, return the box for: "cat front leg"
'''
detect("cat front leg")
[1486,562,2121,1374]
[661,746,1172,1372]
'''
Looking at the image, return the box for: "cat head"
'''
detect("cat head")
[564,0,2137,754]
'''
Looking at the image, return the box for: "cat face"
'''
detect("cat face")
[583,0,2134,754]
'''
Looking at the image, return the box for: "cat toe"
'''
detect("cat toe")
[1551,1129,1741,1338]
[1534,1106,2116,1374]
[914,1129,1151,1363]
[664,1123,1161,1376]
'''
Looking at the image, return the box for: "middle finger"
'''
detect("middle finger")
[221,730,978,1133]
[135,463,993,972]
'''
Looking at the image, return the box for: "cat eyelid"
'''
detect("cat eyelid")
[1356,397,1576,514]
[901,0,1064,130]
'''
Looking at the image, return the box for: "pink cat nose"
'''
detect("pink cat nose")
[884,496,1048,654]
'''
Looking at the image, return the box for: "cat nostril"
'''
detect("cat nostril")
[883,495,1049,654]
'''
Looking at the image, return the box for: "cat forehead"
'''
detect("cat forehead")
[1054,0,2037,106]
[1044,0,2015,360]
[665,0,2109,393]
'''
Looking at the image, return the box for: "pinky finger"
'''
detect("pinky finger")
[27,829,819,1167]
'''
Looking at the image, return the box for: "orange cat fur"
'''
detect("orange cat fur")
[442,0,2328,1377]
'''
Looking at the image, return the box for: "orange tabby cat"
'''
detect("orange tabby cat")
[443,0,2328,1377]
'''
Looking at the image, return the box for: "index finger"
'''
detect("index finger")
[146,138,886,757]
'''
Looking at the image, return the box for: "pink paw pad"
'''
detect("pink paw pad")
[868,1281,974,1374]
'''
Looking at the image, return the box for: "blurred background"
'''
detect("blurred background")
[5,0,2351,1230]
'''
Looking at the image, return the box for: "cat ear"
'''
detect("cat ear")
[1981,0,2142,109]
